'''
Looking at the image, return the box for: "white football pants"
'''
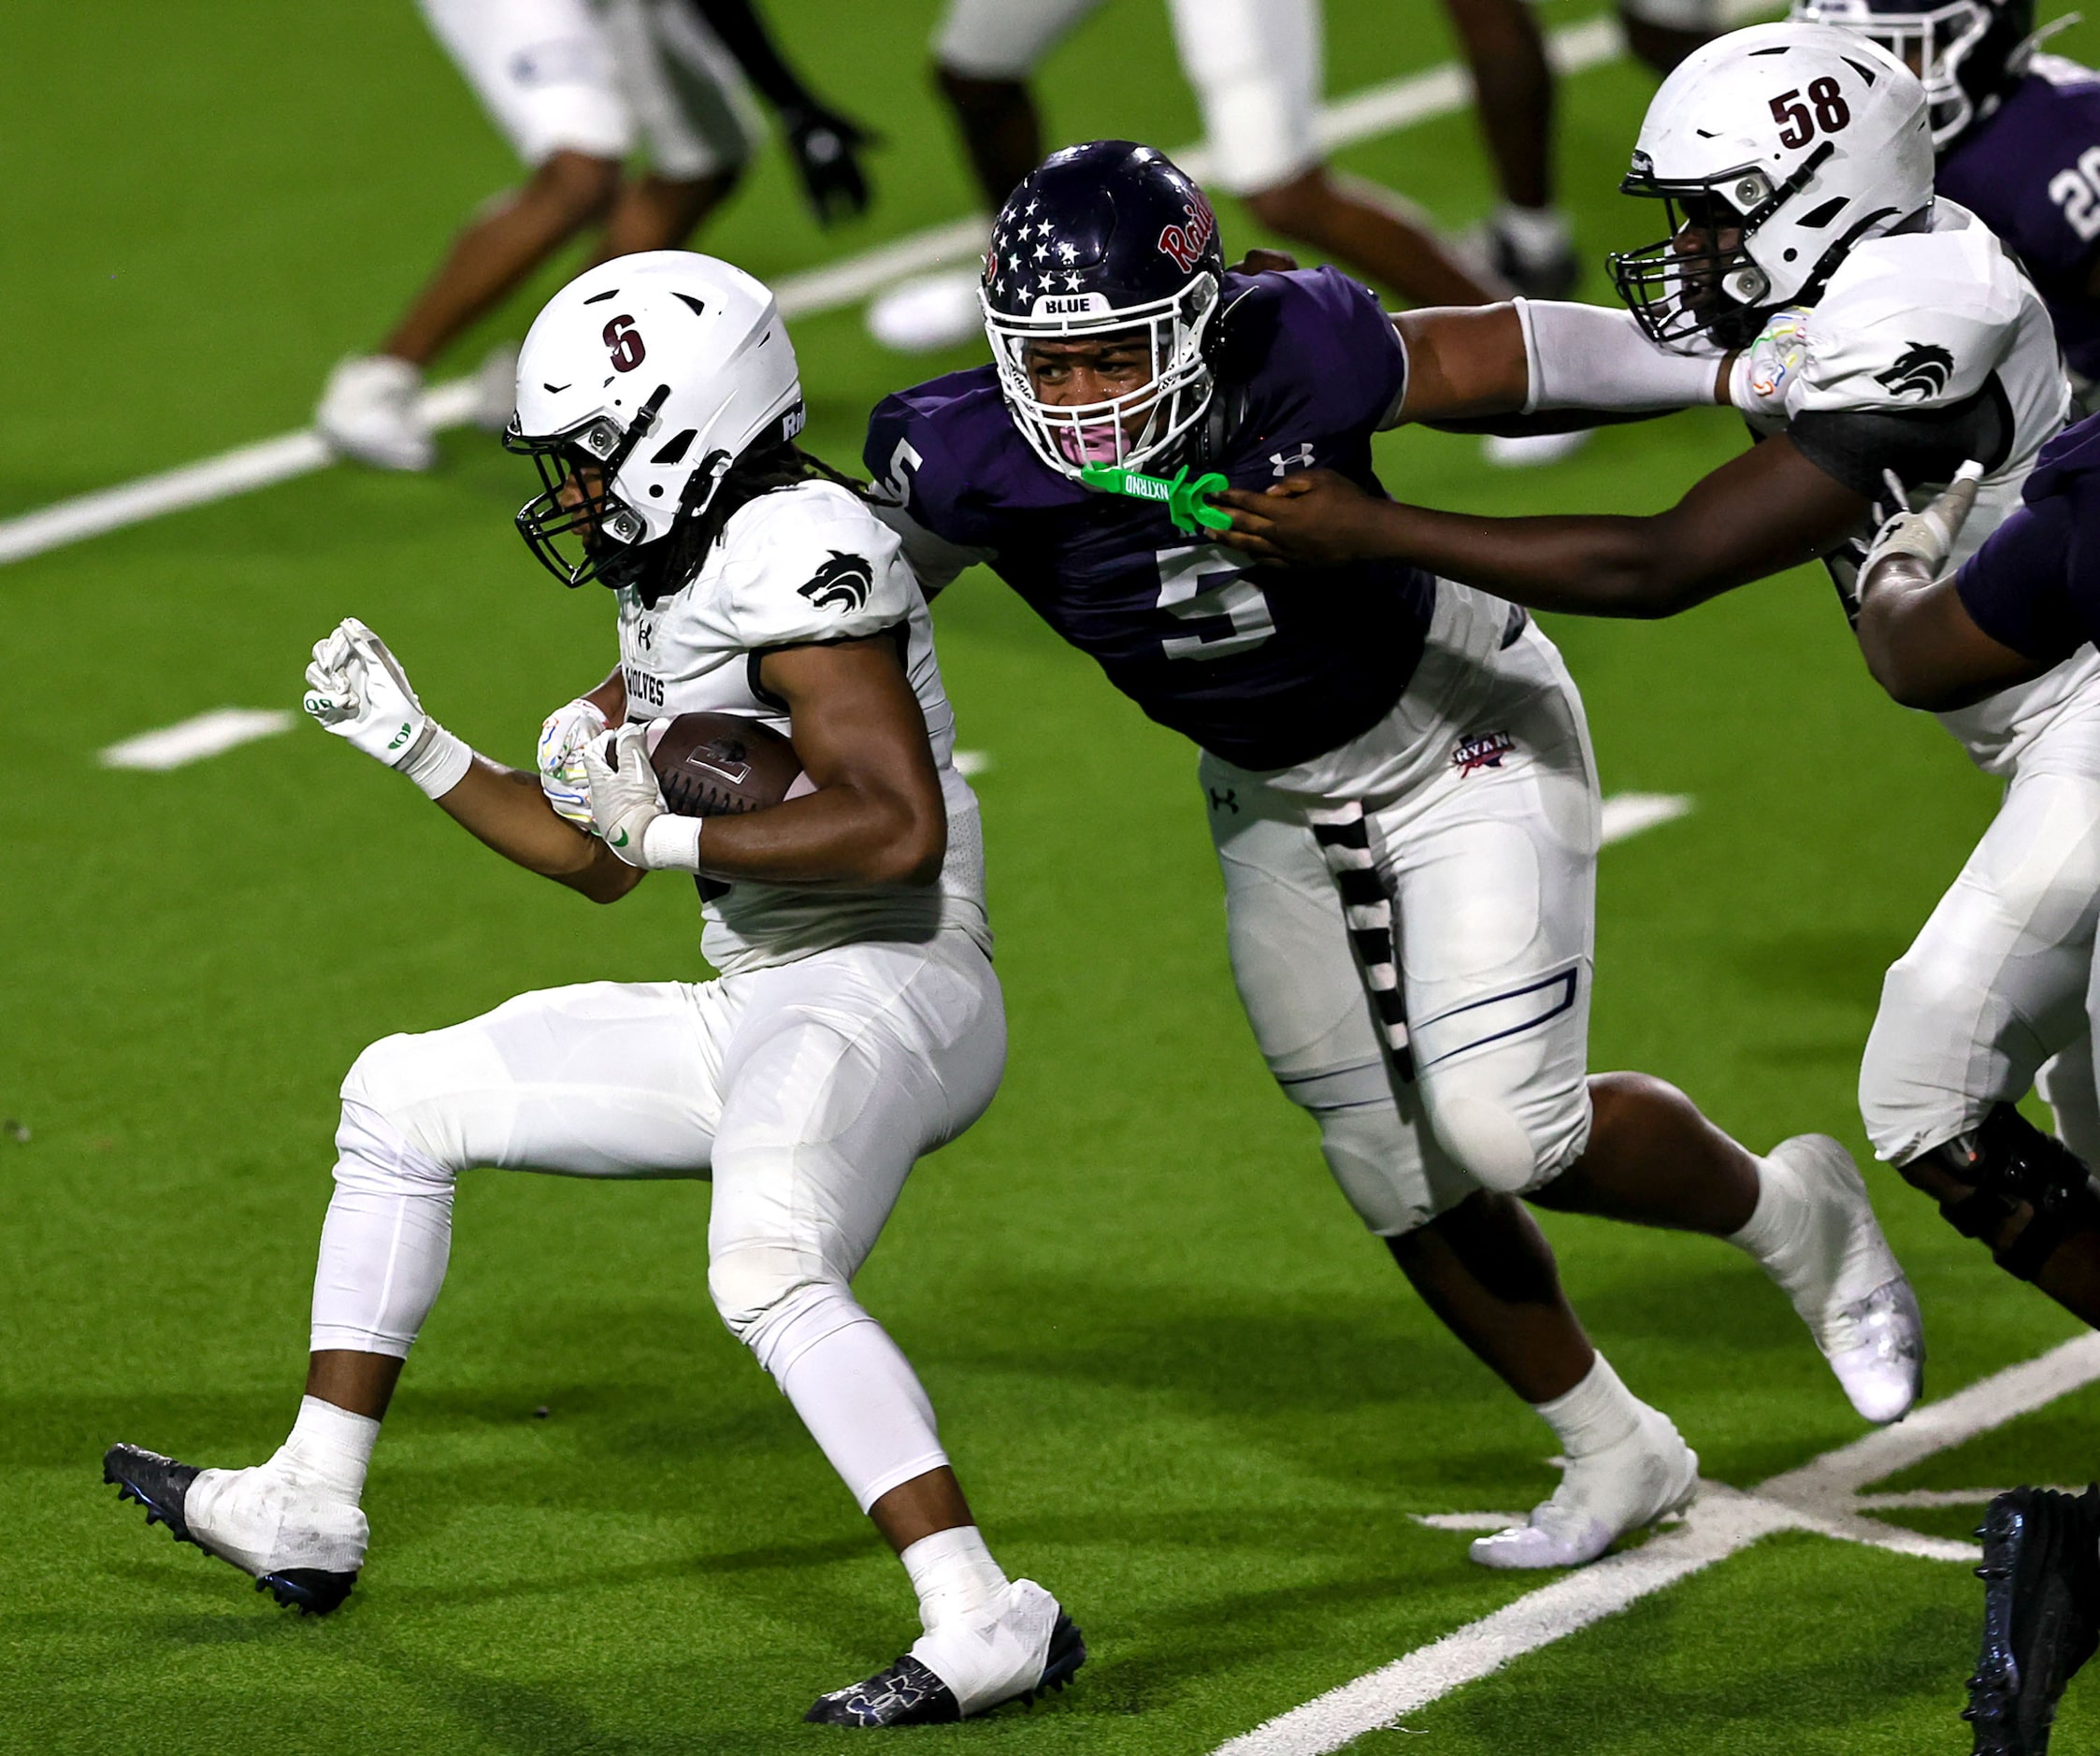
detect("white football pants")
[1860,700,2100,1168]
[1203,582,1598,1235]
[933,0,1320,193]
[309,931,1004,1513]
[419,0,758,179]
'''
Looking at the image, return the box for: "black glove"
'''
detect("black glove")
[779,101,875,227]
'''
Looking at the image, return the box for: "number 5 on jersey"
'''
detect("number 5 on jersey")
[1155,544,1276,661]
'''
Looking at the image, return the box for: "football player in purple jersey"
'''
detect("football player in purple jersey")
[1219,26,2100,1362]
[868,138,1926,1576]
[1800,0,2100,403]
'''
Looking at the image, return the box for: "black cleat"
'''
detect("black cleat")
[104,1444,203,1546]
[804,1612,1085,1727]
[101,1443,358,1616]
[1964,1485,2100,1754]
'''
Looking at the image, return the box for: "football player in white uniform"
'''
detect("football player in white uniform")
[108,253,1081,1728]
[318,0,871,473]
[1222,23,2100,1333]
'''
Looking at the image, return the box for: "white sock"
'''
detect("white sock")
[1492,201,1573,267]
[901,1525,1009,1633]
[1727,1154,1808,1283]
[272,1395,381,1503]
[1532,1354,1643,1461]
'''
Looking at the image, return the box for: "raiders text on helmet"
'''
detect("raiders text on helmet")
[979,140,1225,482]
[1791,0,2041,148]
[1609,22,1935,350]
[505,252,805,593]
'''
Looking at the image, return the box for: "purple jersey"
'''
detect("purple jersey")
[863,266,1437,771]
[1955,409,2100,661]
[1938,55,2100,380]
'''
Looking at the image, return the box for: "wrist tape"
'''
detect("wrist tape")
[1519,298,1724,414]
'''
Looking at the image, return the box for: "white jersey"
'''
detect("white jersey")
[1733,199,2096,774]
[615,479,990,975]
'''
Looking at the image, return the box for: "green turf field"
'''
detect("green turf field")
[8,2,2100,1749]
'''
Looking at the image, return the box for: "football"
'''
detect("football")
[640,712,808,817]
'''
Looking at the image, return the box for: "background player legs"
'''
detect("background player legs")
[379,150,623,368]
[594,166,741,264]
[1241,169,1503,309]
[933,66,1040,211]
[1439,0,1577,298]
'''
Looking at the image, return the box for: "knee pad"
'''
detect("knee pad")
[708,1247,861,1379]
[332,1087,455,1202]
[1900,1102,2100,1280]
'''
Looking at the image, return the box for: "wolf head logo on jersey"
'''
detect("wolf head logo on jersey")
[1874,341,1957,398]
[798,551,873,612]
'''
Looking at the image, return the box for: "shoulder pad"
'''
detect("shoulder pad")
[713,482,913,649]
[1791,219,2025,414]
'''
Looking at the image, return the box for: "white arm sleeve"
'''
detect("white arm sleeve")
[1517,298,1727,414]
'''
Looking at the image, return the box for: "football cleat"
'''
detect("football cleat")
[805,1582,1084,1726]
[1470,1402,1699,1570]
[1764,1134,1926,1424]
[316,354,435,471]
[1486,223,1579,302]
[1964,1486,2100,1755]
[103,1443,364,1614]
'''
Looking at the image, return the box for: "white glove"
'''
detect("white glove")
[302,617,473,799]
[1861,461,1987,586]
[1729,305,1813,420]
[582,722,704,871]
[537,696,609,828]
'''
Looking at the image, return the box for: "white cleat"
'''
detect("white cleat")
[1764,1133,1925,1424]
[316,354,435,470]
[867,268,985,354]
[103,1443,366,1613]
[1469,1403,1699,1570]
[188,1461,367,1581]
[468,340,520,433]
[804,1579,1086,1725]
[1483,429,1592,468]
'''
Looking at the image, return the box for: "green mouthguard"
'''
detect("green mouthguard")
[1078,462,1232,536]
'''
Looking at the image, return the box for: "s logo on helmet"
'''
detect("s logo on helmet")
[1157,197,1216,274]
[603,315,646,373]
[1874,341,1955,400]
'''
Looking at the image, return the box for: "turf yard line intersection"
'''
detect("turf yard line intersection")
[1213,1330,2100,1755]
[0,3,1779,571]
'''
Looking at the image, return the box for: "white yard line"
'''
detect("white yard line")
[99,708,296,771]
[1600,791,1692,845]
[0,3,1792,570]
[1215,1331,2100,1756]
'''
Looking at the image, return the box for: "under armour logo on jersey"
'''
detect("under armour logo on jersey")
[1874,341,1955,400]
[1270,444,1316,477]
[1208,787,1240,814]
[798,551,873,612]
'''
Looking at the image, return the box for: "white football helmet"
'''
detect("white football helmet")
[506,252,805,592]
[1609,22,1934,351]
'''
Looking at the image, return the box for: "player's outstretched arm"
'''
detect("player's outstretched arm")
[585,635,947,888]
[1855,470,2047,710]
[302,618,640,903]
[1391,301,1732,425]
[1218,434,1868,618]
